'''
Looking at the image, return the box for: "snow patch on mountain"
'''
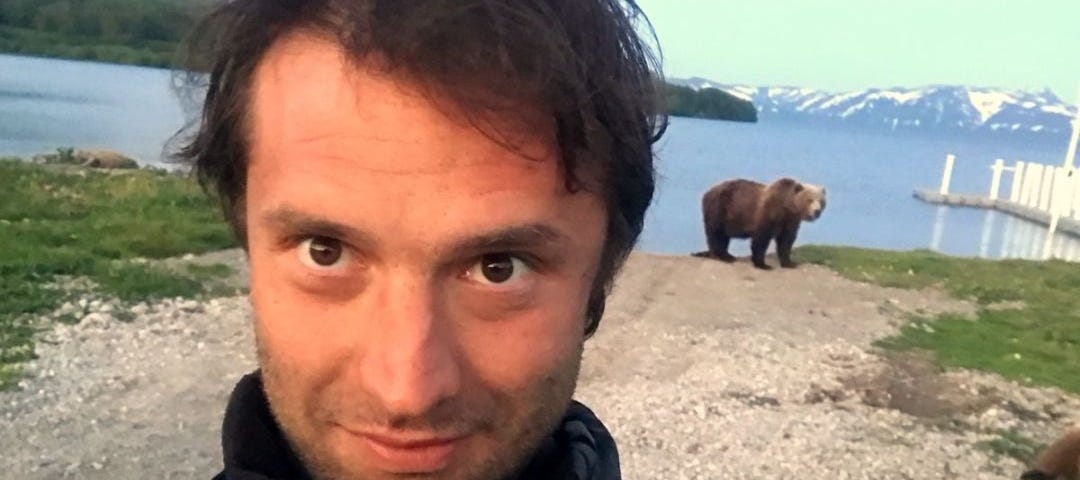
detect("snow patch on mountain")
[668,77,1078,138]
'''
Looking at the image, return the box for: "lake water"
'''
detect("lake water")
[3,54,1078,261]
[640,117,1080,260]
[0,54,186,165]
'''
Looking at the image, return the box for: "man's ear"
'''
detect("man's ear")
[229,196,249,253]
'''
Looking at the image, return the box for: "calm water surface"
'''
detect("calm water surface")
[3,54,1077,261]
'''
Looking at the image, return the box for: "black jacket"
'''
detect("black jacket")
[214,372,621,480]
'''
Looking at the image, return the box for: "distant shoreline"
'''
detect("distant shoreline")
[0,25,179,69]
[0,51,176,72]
[0,45,756,123]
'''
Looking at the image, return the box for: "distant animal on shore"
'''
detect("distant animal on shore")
[697,177,826,270]
[30,148,138,169]
[1021,427,1080,480]
[76,149,138,169]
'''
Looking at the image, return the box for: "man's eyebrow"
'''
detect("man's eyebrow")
[261,208,377,247]
[451,224,571,255]
[261,208,569,255]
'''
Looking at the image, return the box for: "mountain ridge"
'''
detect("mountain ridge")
[669,77,1078,138]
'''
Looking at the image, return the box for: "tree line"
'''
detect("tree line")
[663,84,758,123]
[0,0,203,42]
[0,0,757,122]
[0,0,207,67]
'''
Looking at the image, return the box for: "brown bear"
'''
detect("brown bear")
[700,177,826,269]
[1021,426,1080,480]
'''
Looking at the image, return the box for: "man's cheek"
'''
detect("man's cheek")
[253,288,341,373]
[250,250,338,337]
[459,306,583,390]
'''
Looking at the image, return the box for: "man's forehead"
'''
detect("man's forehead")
[250,34,429,141]
[248,32,559,173]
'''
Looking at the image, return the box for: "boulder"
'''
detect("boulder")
[76,149,139,169]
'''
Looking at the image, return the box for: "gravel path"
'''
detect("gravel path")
[2,250,1077,479]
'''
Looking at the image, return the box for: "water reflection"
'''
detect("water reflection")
[929,207,1080,262]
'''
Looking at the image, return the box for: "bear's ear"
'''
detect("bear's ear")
[794,184,804,193]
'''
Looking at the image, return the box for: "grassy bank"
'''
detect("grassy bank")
[3,159,1076,397]
[0,157,237,389]
[798,245,1080,395]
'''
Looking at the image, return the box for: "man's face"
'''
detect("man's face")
[244,34,608,480]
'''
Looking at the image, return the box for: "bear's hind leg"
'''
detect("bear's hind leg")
[707,230,737,262]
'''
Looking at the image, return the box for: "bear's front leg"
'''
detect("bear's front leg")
[750,234,772,270]
[777,228,799,269]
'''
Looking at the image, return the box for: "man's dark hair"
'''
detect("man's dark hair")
[171,0,667,336]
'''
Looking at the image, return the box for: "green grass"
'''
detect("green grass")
[976,429,1043,463]
[0,158,237,389]
[3,158,1076,397]
[797,245,1080,394]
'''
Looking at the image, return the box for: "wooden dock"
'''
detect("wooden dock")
[913,189,1080,239]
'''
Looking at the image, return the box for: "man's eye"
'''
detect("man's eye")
[467,253,530,285]
[298,236,347,269]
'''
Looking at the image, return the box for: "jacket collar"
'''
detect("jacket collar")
[218,371,620,480]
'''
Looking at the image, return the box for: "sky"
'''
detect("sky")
[634,0,1080,103]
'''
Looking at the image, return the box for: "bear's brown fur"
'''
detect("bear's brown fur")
[1022,427,1080,480]
[700,177,826,269]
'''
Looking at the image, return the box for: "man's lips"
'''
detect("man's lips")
[341,426,469,473]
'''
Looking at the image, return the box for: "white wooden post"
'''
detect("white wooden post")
[1073,170,1080,221]
[1019,162,1032,206]
[1054,167,1066,216]
[1009,161,1025,203]
[1067,119,1080,170]
[1068,167,1080,221]
[1063,82,1079,170]
[940,154,956,195]
[1022,163,1042,208]
[1045,167,1068,252]
[989,158,1005,200]
[1056,168,1077,218]
[1032,163,1046,208]
[1040,165,1056,212]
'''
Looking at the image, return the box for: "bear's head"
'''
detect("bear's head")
[794,182,826,221]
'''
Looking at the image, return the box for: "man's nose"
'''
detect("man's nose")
[360,274,462,417]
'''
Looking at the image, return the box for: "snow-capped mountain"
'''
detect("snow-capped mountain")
[671,77,1078,138]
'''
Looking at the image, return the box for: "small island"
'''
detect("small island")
[664,83,758,122]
